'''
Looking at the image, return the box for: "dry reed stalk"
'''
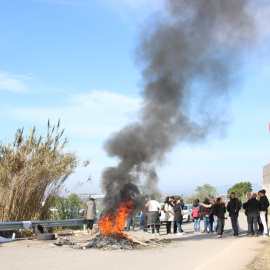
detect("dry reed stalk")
[0,120,89,222]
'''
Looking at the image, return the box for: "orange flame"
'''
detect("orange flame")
[98,200,133,238]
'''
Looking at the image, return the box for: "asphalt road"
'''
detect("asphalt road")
[0,213,266,270]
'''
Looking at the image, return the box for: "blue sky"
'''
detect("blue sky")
[1,0,270,195]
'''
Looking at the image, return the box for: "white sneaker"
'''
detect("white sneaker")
[197,231,201,234]
[194,231,197,234]
[177,233,183,236]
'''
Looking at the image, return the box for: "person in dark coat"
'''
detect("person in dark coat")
[179,198,185,233]
[227,192,242,237]
[173,198,183,235]
[209,197,215,233]
[142,196,149,233]
[258,189,269,236]
[214,197,227,238]
[212,197,218,233]
[170,196,177,233]
[243,193,260,236]
[201,198,213,233]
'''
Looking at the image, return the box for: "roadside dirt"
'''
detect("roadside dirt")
[247,238,270,270]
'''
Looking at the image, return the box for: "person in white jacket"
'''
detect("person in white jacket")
[164,196,175,234]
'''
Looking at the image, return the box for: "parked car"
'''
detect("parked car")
[159,203,167,224]
[182,205,194,223]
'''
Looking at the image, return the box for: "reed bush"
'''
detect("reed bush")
[0,120,89,222]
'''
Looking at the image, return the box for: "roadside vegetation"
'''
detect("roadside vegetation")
[227,182,252,199]
[0,120,90,222]
[50,193,84,220]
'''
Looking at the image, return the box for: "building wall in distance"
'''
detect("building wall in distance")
[77,194,105,199]
[262,163,270,196]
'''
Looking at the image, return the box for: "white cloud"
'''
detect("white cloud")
[2,90,141,140]
[0,71,62,94]
[0,71,32,92]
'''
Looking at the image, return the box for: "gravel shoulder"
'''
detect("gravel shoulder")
[247,238,270,270]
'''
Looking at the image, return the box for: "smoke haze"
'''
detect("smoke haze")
[101,0,264,206]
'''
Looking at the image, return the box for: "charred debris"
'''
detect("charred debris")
[54,235,171,251]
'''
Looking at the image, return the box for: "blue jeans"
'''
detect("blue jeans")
[127,215,136,230]
[203,217,211,232]
[139,214,144,229]
[194,218,200,232]
[175,221,182,233]
[213,215,218,232]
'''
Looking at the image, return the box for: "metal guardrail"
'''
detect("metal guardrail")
[0,216,143,231]
[0,219,87,231]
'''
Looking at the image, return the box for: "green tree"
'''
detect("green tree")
[0,120,90,222]
[195,183,217,200]
[50,193,83,220]
[227,182,252,199]
[186,184,217,204]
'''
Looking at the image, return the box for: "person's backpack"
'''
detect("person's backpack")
[192,206,200,218]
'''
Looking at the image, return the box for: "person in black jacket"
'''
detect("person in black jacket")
[214,197,227,238]
[173,198,183,235]
[227,192,241,237]
[201,198,213,233]
[258,190,269,237]
[243,193,260,236]
[179,198,185,233]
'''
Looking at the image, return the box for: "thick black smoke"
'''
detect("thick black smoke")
[101,0,263,209]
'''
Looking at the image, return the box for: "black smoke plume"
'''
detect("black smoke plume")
[101,0,264,210]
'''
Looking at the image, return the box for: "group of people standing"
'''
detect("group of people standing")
[84,189,269,238]
[141,195,186,236]
[163,196,185,235]
[191,190,269,238]
[138,189,269,238]
[243,190,269,237]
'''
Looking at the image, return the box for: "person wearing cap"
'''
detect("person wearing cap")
[227,192,241,237]
[258,189,269,237]
[84,197,97,234]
